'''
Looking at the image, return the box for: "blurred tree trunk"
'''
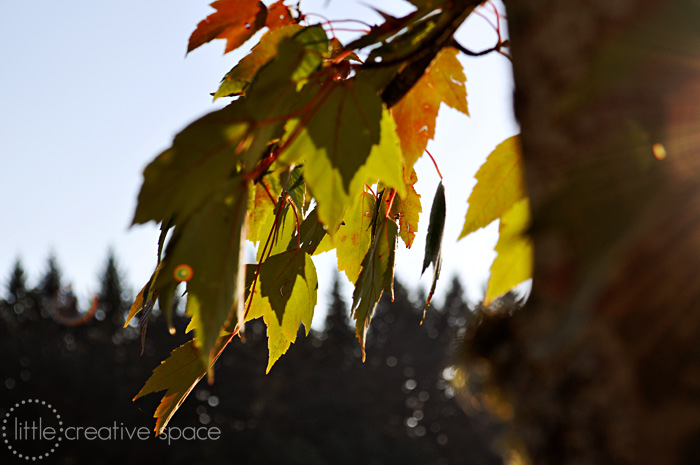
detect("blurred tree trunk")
[471,1,700,463]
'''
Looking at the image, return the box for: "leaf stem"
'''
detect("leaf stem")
[364,184,377,199]
[425,149,443,180]
[286,195,302,249]
[385,189,397,219]
[244,198,286,320]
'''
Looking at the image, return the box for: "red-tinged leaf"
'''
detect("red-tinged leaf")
[397,167,422,248]
[134,334,233,435]
[391,46,468,169]
[351,217,399,358]
[214,24,303,100]
[265,0,294,29]
[188,0,267,55]
[246,180,280,244]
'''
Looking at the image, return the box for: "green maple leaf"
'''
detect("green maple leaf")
[245,249,318,372]
[132,99,281,225]
[459,135,525,238]
[214,24,303,100]
[154,179,248,366]
[351,217,398,358]
[282,81,406,232]
[134,334,233,435]
[244,26,328,122]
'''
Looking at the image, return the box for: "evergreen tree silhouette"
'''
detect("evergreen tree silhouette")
[38,252,62,299]
[321,273,355,361]
[97,249,129,328]
[7,258,27,304]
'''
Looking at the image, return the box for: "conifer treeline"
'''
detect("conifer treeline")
[0,253,503,465]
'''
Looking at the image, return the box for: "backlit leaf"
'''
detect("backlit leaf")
[290,207,327,255]
[245,249,318,372]
[397,168,422,248]
[132,100,278,225]
[351,217,398,358]
[214,24,303,100]
[421,181,446,313]
[154,179,248,365]
[484,198,532,305]
[326,192,376,284]
[265,0,295,29]
[255,202,297,261]
[391,46,468,169]
[246,180,279,244]
[282,81,406,232]
[280,79,381,230]
[134,334,232,435]
[459,136,525,239]
[187,0,267,54]
[244,26,328,122]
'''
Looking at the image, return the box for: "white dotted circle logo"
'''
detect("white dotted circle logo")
[2,399,63,461]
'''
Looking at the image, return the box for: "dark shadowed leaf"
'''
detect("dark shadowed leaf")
[244,26,328,122]
[351,217,398,358]
[422,181,446,313]
[134,334,233,435]
[214,24,303,100]
[154,179,248,365]
[132,100,279,225]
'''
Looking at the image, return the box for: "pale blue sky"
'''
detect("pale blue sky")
[0,0,518,322]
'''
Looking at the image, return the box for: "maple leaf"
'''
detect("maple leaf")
[153,179,248,366]
[134,334,233,435]
[397,167,422,248]
[246,180,280,244]
[265,0,295,29]
[243,26,328,122]
[351,217,398,358]
[245,249,318,372]
[459,135,525,238]
[214,24,303,100]
[282,83,406,233]
[484,198,532,305]
[132,99,280,226]
[291,207,328,255]
[317,191,376,284]
[255,202,297,261]
[187,0,267,55]
[391,46,468,170]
